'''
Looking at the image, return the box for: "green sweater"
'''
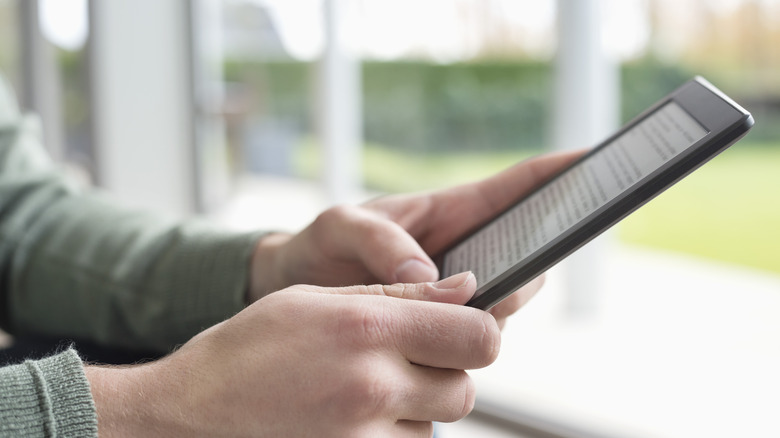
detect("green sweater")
[0,76,264,435]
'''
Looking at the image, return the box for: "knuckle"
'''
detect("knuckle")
[337,300,393,349]
[314,205,391,251]
[316,204,355,225]
[472,312,501,366]
[341,365,398,419]
[456,374,477,421]
[364,284,388,296]
[356,219,396,253]
[309,205,360,253]
[439,371,476,423]
[402,282,426,299]
[311,205,354,236]
[383,282,422,300]
[316,204,375,232]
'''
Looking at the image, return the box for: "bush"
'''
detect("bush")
[225,58,707,154]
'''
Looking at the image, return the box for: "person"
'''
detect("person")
[0,72,580,437]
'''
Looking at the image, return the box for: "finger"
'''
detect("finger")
[383,298,499,370]
[314,205,439,284]
[307,275,500,370]
[421,150,586,254]
[395,366,475,423]
[475,150,585,215]
[388,304,499,370]
[489,273,546,321]
[319,271,476,306]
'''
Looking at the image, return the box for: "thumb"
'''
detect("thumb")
[322,271,476,306]
[315,205,439,284]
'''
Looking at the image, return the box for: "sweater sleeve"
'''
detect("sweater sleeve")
[0,94,266,353]
[0,349,97,438]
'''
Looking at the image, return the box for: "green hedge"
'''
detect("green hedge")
[225,58,704,152]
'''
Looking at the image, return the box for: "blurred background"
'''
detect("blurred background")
[0,0,778,436]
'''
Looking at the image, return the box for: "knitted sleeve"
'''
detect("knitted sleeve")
[0,349,97,438]
[0,86,265,353]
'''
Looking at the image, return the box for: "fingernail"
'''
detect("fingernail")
[395,259,438,283]
[432,271,474,290]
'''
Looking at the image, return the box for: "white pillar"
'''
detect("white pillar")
[89,0,196,217]
[553,0,619,317]
[319,0,363,205]
[188,0,231,213]
[18,0,65,161]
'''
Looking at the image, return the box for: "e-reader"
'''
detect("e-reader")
[436,76,754,310]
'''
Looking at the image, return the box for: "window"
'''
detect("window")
[0,0,20,90]
[213,1,780,436]
[1,0,94,181]
[16,0,780,435]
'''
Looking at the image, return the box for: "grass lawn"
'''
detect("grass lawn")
[293,140,780,275]
[617,143,780,274]
[361,146,542,193]
[293,139,543,193]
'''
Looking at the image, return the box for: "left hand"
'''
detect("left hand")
[249,150,583,325]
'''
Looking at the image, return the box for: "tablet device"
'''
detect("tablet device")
[436,76,754,310]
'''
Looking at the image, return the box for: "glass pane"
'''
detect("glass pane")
[618,0,780,274]
[220,0,317,181]
[357,0,557,193]
[472,1,780,437]
[213,0,780,436]
[53,36,94,178]
[0,0,20,90]
[218,0,558,193]
[34,0,94,179]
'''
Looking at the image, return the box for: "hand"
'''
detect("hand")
[249,150,583,324]
[86,272,497,437]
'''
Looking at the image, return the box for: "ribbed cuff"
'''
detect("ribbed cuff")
[0,349,97,437]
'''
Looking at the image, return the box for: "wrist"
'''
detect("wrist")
[85,360,182,438]
[248,232,293,303]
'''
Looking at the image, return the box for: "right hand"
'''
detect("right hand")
[85,271,499,437]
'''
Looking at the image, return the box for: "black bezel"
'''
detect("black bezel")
[435,77,754,310]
